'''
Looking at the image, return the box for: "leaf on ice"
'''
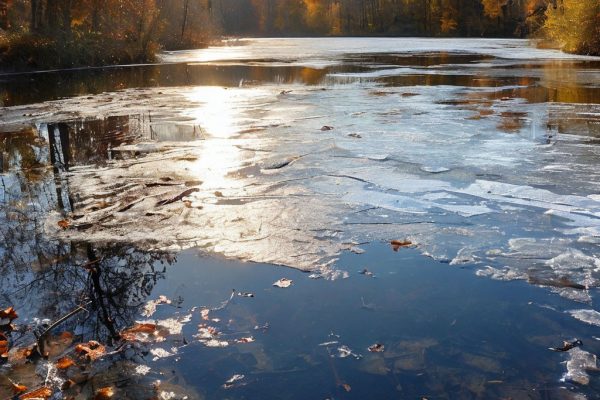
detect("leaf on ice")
[391,239,413,251]
[19,387,52,399]
[273,278,293,288]
[368,343,385,353]
[75,340,106,361]
[94,386,115,399]
[57,219,71,229]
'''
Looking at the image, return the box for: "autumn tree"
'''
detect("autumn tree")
[543,0,600,55]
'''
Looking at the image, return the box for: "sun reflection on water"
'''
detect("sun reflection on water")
[183,87,260,189]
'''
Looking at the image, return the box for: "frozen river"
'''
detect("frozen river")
[1,38,600,399]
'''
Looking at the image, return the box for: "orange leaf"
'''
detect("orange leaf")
[57,219,71,229]
[56,356,75,369]
[0,306,18,322]
[391,239,413,251]
[0,332,9,357]
[75,340,106,360]
[120,323,157,341]
[12,383,28,395]
[19,387,52,399]
[94,386,114,399]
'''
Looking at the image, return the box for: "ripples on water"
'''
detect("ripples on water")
[1,38,600,399]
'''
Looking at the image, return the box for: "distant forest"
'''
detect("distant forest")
[0,0,598,70]
[216,0,547,38]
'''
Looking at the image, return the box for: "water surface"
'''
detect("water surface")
[1,38,600,399]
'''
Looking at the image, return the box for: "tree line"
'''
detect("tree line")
[0,0,598,70]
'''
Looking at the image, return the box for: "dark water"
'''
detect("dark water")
[2,39,600,399]
[2,53,600,107]
[3,239,600,399]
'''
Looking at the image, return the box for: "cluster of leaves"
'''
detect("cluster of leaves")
[542,0,600,56]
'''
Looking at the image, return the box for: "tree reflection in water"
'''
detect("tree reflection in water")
[0,118,193,399]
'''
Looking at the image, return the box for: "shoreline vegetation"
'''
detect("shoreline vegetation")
[0,0,599,72]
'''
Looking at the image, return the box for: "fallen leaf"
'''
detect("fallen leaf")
[368,343,385,353]
[550,339,583,352]
[12,383,27,394]
[19,387,52,399]
[0,306,18,325]
[391,239,412,251]
[57,219,70,229]
[121,323,158,342]
[273,278,293,288]
[183,200,193,208]
[75,340,106,360]
[0,332,9,357]
[321,125,334,131]
[56,356,75,369]
[94,386,114,399]
[8,346,33,363]
[214,191,224,197]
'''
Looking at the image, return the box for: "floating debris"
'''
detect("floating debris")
[204,339,229,348]
[237,292,254,297]
[368,343,385,353]
[391,239,412,251]
[273,278,293,288]
[150,347,174,360]
[359,268,375,277]
[142,295,172,317]
[336,345,362,360]
[200,309,210,320]
[223,374,245,389]
[319,341,339,347]
[253,323,270,332]
[235,336,255,344]
[550,339,583,352]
